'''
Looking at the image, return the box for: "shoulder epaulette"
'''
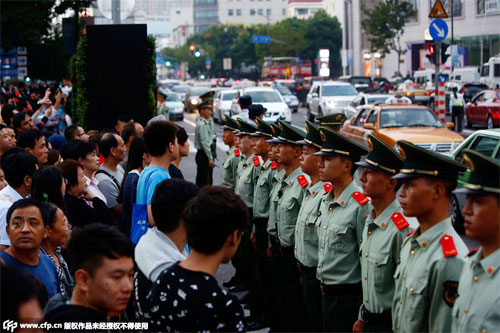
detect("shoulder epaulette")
[391,213,410,230]
[352,191,369,205]
[297,175,309,189]
[234,148,241,156]
[271,161,277,170]
[441,235,458,258]
[466,247,479,257]
[253,156,261,166]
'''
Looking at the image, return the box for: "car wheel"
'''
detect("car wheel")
[449,195,465,234]
[307,106,315,122]
[487,115,494,129]
[464,114,472,129]
[180,115,184,121]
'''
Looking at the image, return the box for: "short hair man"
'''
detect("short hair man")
[0,199,59,297]
[353,135,407,332]
[134,179,199,319]
[145,186,247,332]
[17,129,49,166]
[0,149,38,250]
[314,128,371,332]
[44,224,135,322]
[0,124,14,155]
[451,150,500,332]
[115,115,133,136]
[391,140,469,332]
[120,121,144,168]
[13,111,34,134]
[96,133,126,217]
[221,116,239,190]
[235,95,252,121]
[64,124,89,142]
[248,104,266,125]
[133,120,178,244]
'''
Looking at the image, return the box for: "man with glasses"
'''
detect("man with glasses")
[64,124,89,142]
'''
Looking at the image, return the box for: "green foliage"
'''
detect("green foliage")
[162,10,342,77]
[361,0,416,72]
[69,37,88,128]
[147,35,157,117]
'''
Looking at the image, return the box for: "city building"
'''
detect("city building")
[193,0,218,33]
[287,0,325,19]
[218,0,288,25]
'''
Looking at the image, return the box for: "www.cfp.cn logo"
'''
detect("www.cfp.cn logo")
[3,320,18,332]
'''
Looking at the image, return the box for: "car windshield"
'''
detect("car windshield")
[222,92,237,101]
[190,88,209,96]
[351,77,371,84]
[165,93,179,101]
[245,90,282,102]
[322,85,357,96]
[379,108,444,128]
[173,86,189,93]
[367,96,391,104]
[277,86,292,95]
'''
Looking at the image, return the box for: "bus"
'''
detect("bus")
[261,56,312,80]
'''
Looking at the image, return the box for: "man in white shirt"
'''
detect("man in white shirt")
[0,148,38,250]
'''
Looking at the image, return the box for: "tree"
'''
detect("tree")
[361,0,416,73]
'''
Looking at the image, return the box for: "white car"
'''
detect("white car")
[231,87,292,123]
[213,89,238,123]
[306,81,358,121]
[344,93,394,119]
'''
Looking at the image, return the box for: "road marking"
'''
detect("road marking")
[184,118,196,127]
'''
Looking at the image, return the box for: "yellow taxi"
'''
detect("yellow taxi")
[341,100,464,153]
[392,82,431,105]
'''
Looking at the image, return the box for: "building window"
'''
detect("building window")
[405,0,419,23]
[236,9,242,15]
[282,8,286,15]
[297,8,308,15]
[258,8,263,15]
[477,0,500,14]
[194,10,218,19]
[250,8,256,15]
[266,8,271,16]
[228,9,233,15]
[429,0,463,17]
[194,0,216,4]
[195,25,210,33]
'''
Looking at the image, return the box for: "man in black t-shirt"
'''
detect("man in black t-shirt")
[145,186,249,332]
[44,224,135,327]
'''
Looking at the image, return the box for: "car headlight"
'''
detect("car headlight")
[191,98,198,105]
[326,101,337,107]
[285,97,291,103]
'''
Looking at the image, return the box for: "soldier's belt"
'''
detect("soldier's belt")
[320,282,362,296]
[361,305,392,323]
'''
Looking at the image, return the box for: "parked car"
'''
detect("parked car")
[450,66,480,83]
[341,104,464,152]
[339,76,373,92]
[276,79,299,95]
[275,85,299,112]
[213,89,238,123]
[459,82,489,102]
[344,93,394,119]
[480,55,500,88]
[171,85,190,103]
[464,90,500,129]
[392,82,431,105]
[447,129,500,233]
[163,92,184,121]
[306,81,358,121]
[184,86,210,112]
[232,87,292,123]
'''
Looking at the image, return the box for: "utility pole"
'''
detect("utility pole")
[451,0,454,72]
[112,0,121,25]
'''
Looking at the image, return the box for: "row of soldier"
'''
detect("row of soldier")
[215,108,499,332]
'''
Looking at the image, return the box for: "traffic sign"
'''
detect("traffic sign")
[429,19,448,42]
[223,58,232,70]
[437,74,447,82]
[205,57,211,65]
[429,0,448,18]
[252,35,271,44]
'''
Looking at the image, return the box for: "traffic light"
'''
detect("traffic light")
[194,47,201,58]
[425,41,436,65]
[441,43,450,64]
[189,45,195,56]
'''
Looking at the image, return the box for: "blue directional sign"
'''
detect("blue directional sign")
[252,35,271,44]
[205,57,211,65]
[438,74,447,82]
[429,19,448,42]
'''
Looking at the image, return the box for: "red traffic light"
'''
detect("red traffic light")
[189,45,195,51]
[425,42,435,54]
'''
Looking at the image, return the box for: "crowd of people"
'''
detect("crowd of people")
[0,79,498,333]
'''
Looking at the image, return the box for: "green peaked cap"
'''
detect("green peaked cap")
[268,121,306,145]
[454,149,500,195]
[235,119,257,136]
[199,90,215,101]
[392,140,466,180]
[251,117,273,138]
[314,127,369,161]
[224,115,239,131]
[297,121,322,149]
[356,134,403,174]
[317,113,346,127]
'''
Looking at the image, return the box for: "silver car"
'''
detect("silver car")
[306,81,358,121]
[213,89,238,123]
